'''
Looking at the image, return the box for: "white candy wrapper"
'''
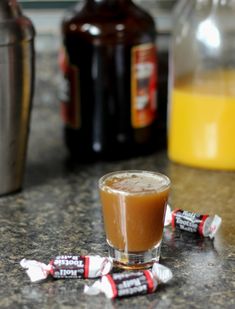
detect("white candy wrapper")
[164,205,222,239]
[20,255,113,282]
[84,263,173,299]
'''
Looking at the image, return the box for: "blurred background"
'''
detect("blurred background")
[19,0,177,142]
[20,1,175,38]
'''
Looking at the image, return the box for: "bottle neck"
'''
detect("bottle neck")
[0,0,22,19]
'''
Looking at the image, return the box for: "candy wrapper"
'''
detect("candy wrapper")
[164,205,222,238]
[84,263,173,299]
[20,255,112,283]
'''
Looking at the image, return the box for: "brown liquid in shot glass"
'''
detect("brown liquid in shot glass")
[100,171,170,253]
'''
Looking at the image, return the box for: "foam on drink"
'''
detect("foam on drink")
[101,171,170,194]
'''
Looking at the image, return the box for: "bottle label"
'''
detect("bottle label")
[131,43,157,128]
[59,48,81,129]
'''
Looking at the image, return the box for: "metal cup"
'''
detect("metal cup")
[0,0,35,196]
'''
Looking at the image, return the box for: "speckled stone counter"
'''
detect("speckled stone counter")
[0,51,235,309]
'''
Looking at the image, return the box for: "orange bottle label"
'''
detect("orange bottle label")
[59,48,81,129]
[131,43,157,128]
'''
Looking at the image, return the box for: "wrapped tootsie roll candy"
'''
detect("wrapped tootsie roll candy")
[20,255,112,282]
[84,263,173,299]
[164,205,222,238]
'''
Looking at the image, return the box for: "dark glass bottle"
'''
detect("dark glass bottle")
[60,0,158,162]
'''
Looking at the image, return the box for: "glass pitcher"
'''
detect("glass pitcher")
[168,0,235,170]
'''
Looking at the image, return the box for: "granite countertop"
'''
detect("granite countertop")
[0,50,235,309]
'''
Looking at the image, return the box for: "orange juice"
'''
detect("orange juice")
[168,70,235,170]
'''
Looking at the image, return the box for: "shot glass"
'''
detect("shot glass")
[99,170,170,269]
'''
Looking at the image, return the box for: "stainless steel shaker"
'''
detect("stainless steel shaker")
[0,0,35,196]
